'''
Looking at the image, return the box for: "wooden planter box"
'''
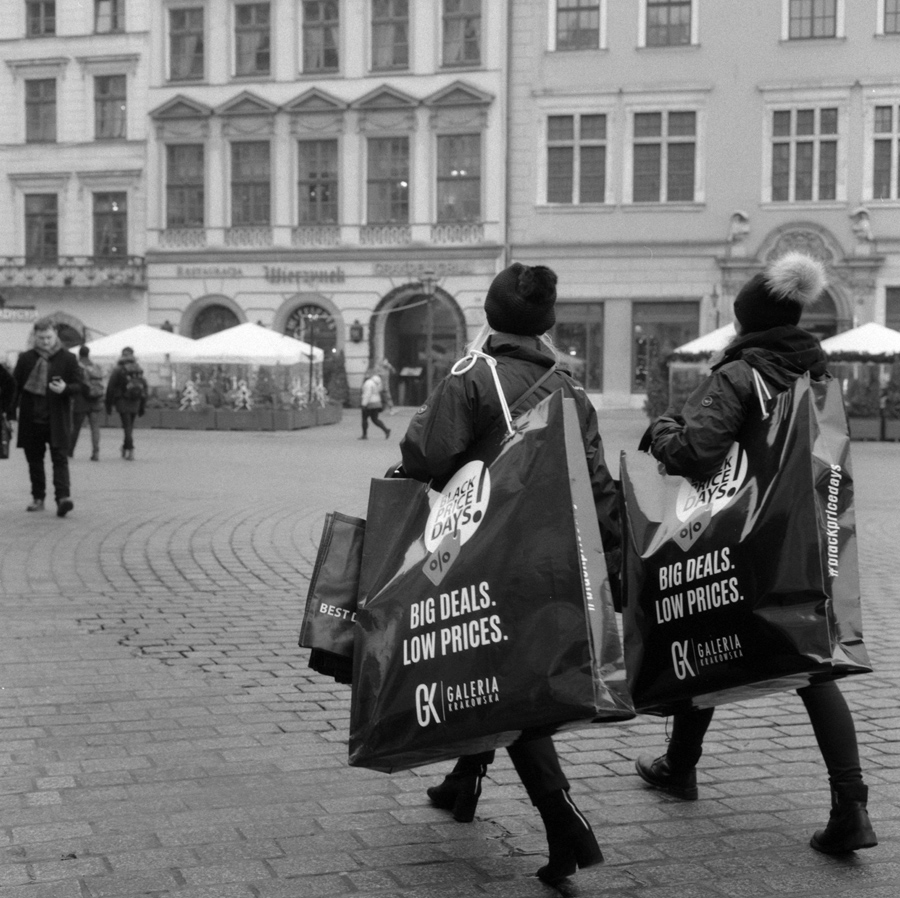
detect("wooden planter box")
[315,403,343,426]
[271,408,316,429]
[883,418,900,441]
[848,416,882,441]
[158,408,216,430]
[214,409,274,431]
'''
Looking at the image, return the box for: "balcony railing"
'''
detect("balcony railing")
[360,224,412,246]
[431,222,485,244]
[224,226,273,247]
[292,225,341,248]
[160,228,207,249]
[0,256,146,288]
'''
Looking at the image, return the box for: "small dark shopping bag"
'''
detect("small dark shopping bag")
[348,389,634,773]
[299,512,366,682]
[0,414,11,460]
[620,372,872,715]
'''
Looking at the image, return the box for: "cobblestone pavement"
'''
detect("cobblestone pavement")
[0,408,898,898]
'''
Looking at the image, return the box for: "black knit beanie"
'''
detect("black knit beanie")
[484,263,557,336]
[733,252,826,333]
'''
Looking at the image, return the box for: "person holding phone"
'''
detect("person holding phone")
[12,317,82,516]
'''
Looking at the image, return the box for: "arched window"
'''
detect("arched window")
[192,304,240,339]
[285,303,337,355]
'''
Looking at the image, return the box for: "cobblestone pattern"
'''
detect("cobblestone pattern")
[0,410,898,897]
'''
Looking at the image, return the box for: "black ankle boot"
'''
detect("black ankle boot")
[810,783,877,854]
[635,754,698,800]
[534,789,603,885]
[426,762,487,822]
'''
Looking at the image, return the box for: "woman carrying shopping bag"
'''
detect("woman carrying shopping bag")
[633,252,877,855]
[397,262,622,885]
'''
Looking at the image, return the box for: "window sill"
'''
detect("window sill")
[761,200,846,210]
[535,203,616,213]
[779,36,847,45]
[635,43,699,51]
[622,202,705,211]
[440,62,484,71]
[167,76,207,85]
[231,72,273,81]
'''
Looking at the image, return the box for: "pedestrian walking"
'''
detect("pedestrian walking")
[359,369,391,440]
[634,252,877,855]
[398,262,622,885]
[0,361,15,460]
[104,347,147,460]
[69,345,104,461]
[11,317,81,516]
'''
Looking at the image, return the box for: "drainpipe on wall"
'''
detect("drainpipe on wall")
[503,0,513,270]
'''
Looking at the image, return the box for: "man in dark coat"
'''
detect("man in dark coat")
[12,317,82,516]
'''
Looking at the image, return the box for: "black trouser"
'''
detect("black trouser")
[454,734,570,806]
[361,407,389,437]
[70,409,100,456]
[22,424,70,502]
[119,411,137,451]
[666,680,863,789]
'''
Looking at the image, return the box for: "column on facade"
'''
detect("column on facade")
[207,117,226,243]
[412,106,432,242]
[272,113,293,247]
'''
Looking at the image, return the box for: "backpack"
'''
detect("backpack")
[83,364,105,401]
[123,366,146,401]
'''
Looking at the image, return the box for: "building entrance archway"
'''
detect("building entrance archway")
[376,284,466,407]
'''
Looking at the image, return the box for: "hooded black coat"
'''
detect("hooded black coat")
[649,325,828,479]
[400,332,621,573]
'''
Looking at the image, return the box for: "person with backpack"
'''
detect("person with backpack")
[105,346,147,461]
[69,345,105,461]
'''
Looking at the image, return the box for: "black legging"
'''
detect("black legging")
[361,407,389,437]
[666,680,862,789]
[453,734,570,806]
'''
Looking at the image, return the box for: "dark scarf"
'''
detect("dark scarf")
[23,338,62,396]
[710,325,827,378]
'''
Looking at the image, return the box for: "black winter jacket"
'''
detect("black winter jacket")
[13,346,82,449]
[649,325,828,479]
[400,333,621,571]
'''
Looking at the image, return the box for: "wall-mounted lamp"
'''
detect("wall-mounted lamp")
[349,319,364,343]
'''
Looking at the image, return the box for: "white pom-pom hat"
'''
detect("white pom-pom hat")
[733,252,827,333]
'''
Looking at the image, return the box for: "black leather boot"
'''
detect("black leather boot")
[635,754,698,800]
[534,789,603,885]
[810,783,877,854]
[426,760,488,822]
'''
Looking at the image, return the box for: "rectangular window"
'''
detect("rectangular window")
[170,7,204,80]
[94,75,127,140]
[632,110,695,202]
[554,303,604,391]
[886,287,900,332]
[231,142,270,226]
[556,0,600,51]
[771,107,838,202]
[298,139,338,224]
[442,0,481,66]
[789,0,836,39]
[235,2,270,76]
[437,134,481,222]
[367,137,409,223]
[632,301,698,392]
[26,1,55,36]
[166,144,205,228]
[874,104,899,200]
[95,0,124,32]
[25,79,56,143]
[887,0,900,33]
[547,114,607,204]
[93,193,128,259]
[372,0,408,70]
[303,0,339,72]
[646,0,691,46]
[25,194,58,263]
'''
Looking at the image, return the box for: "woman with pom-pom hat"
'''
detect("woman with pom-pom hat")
[397,262,621,885]
[634,252,877,855]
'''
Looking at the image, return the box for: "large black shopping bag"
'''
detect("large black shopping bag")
[620,373,872,715]
[349,390,634,773]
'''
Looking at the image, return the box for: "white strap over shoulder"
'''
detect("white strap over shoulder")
[751,367,772,420]
[450,351,515,436]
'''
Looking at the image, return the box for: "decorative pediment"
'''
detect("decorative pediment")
[150,95,213,120]
[423,81,494,108]
[353,86,418,133]
[352,85,419,111]
[215,91,279,118]
[284,88,347,115]
[149,96,213,140]
[285,88,347,136]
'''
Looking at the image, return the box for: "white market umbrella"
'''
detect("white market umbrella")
[84,324,196,364]
[820,322,900,362]
[168,322,323,366]
[670,323,736,360]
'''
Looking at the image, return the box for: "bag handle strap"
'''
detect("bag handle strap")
[751,367,772,420]
[450,351,558,437]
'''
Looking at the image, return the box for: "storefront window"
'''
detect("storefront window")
[554,302,603,391]
[192,304,240,339]
[632,301,698,392]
